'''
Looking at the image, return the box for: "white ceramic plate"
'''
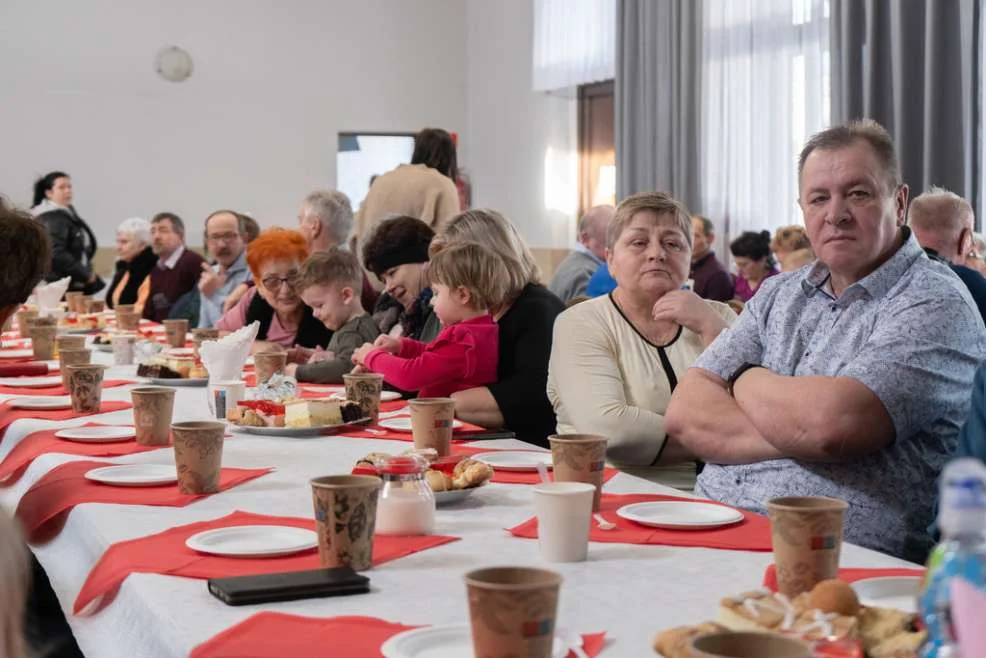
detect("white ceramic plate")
[851,577,921,614]
[55,426,136,443]
[231,418,371,437]
[84,464,177,487]
[8,396,72,410]
[434,482,486,505]
[329,390,401,402]
[616,501,744,530]
[0,375,63,388]
[185,525,318,558]
[143,377,208,387]
[0,349,34,359]
[377,417,463,432]
[381,625,576,658]
[471,451,554,472]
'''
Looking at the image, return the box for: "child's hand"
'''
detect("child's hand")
[351,342,376,366]
[289,346,315,364]
[372,335,401,355]
[307,348,335,364]
[284,363,298,378]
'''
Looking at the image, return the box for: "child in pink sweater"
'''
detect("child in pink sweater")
[351,242,510,398]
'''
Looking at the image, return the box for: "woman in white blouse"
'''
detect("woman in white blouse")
[547,192,735,489]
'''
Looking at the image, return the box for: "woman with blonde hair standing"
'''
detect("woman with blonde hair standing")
[434,209,565,447]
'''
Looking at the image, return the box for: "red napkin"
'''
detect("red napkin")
[0,424,161,485]
[0,379,133,397]
[189,612,607,658]
[762,564,926,592]
[0,400,132,439]
[74,510,460,614]
[452,445,620,486]
[15,460,271,542]
[0,363,49,377]
[509,492,772,551]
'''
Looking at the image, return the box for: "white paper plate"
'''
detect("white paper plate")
[471,451,554,472]
[328,390,401,402]
[61,327,96,335]
[143,377,208,387]
[164,347,195,357]
[434,483,486,505]
[7,396,72,410]
[185,525,318,558]
[377,417,463,432]
[0,349,34,359]
[302,385,344,395]
[0,375,63,388]
[851,576,921,614]
[381,625,575,658]
[42,360,60,371]
[616,501,744,530]
[231,418,371,437]
[55,426,136,443]
[84,464,177,487]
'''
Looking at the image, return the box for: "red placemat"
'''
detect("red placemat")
[509,492,772,551]
[0,379,133,396]
[0,363,50,377]
[15,460,271,542]
[0,400,132,439]
[74,510,460,614]
[453,445,620,486]
[762,564,926,591]
[0,424,161,485]
[189,612,607,658]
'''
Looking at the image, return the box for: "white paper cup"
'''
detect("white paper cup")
[111,333,137,365]
[532,482,595,563]
[209,379,246,421]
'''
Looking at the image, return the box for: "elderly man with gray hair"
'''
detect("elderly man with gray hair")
[909,186,986,322]
[549,205,614,302]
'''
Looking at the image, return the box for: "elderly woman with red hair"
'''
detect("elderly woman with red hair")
[216,227,333,354]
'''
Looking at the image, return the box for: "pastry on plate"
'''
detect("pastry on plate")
[652,622,726,658]
[425,469,454,492]
[452,459,493,489]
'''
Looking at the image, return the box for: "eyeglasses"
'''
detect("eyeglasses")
[207,232,240,243]
[261,273,300,290]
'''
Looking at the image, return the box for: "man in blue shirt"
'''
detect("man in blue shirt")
[909,186,986,323]
[197,210,250,328]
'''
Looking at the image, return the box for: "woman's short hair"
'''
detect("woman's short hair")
[0,510,29,658]
[116,217,151,245]
[770,225,811,253]
[32,171,69,207]
[440,209,541,303]
[428,242,513,310]
[297,248,364,295]
[411,128,457,180]
[730,230,773,261]
[0,198,50,312]
[607,192,693,251]
[361,215,434,277]
[246,228,310,279]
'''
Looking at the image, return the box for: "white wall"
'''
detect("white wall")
[0,0,466,245]
[463,0,579,250]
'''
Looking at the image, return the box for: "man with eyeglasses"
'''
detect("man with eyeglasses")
[144,212,206,322]
[197,210,250,328]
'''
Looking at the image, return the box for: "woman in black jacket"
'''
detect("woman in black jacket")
[31,171,104,294]
[106,217,156,311]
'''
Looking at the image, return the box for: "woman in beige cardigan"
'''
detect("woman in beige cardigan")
[355,128,461,242]
[547,192,736,490]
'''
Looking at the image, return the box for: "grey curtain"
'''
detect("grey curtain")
[831,0,980,212]
[615,0,703,211]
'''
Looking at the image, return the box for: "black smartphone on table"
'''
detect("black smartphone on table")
[208,567,370,606]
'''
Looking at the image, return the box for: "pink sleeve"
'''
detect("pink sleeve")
[398,337,427,358]
[363,341,468,393]
[215,287,254,332]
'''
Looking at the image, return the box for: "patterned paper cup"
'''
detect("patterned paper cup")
[253,350,287,384]
[58,348,92,388]
[66,364,108,413]
[132,386,176,446]
[310,475,381,572]
[409,397,456,457]
[163,319,189,349]
[766,496,848,598]
[171,421,225,494]
[548,434,609,511]
[343,373,384,423]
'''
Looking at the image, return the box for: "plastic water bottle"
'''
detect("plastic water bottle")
[919,458,986,658]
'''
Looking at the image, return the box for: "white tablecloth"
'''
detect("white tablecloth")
[0,350,917,657]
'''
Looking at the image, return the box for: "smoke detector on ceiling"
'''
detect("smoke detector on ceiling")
[155,46,193,82]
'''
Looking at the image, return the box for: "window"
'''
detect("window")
[336,133,416,209]
[578,80,616,218]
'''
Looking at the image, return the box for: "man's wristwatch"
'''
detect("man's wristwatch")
[727,362,763,397]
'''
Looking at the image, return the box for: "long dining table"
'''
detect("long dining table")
[0,339,920,658]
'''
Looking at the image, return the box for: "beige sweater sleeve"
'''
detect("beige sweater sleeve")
[549,307,668,466]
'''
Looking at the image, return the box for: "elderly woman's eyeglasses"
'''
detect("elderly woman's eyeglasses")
[261,273,300,290]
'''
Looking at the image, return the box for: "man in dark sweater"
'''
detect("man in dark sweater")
[689,215,734,302]
[909,186,986,323]
[143,212,206,322]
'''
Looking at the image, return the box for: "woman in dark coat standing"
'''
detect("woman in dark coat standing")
[31,171,104,295]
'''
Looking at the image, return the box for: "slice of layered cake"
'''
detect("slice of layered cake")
[284,398,363,428]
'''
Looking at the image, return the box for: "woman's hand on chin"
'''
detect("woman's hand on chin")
[652,290,727,345]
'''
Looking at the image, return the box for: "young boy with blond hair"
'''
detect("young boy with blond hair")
[286,249,380,383]
[352,242,509,397]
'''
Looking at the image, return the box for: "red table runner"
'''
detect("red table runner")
[0,400,132,439]
[74,510,460,614]
[509,492,772,551]
[15,460,270,542]
[0,379,132,397]
[762,564,925,591]
[0,424,161,485]
[189,612,607,658]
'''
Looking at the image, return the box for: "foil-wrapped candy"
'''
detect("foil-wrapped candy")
[252,372,298,401]
[134,339,164,363]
